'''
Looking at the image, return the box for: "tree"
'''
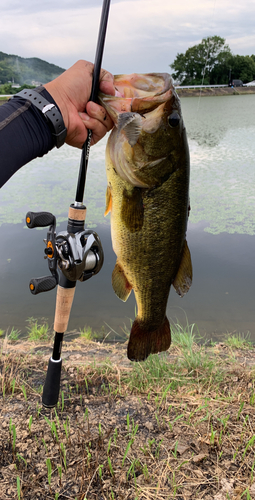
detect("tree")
[228,55,255,83]
[170,36,232,85]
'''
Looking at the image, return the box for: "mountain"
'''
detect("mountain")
[0,51,65,85]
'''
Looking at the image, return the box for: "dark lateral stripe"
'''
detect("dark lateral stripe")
[0,101,31,131]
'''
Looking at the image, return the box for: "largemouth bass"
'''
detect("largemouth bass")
[100,73,192,361]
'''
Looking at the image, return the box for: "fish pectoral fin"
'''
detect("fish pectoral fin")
[112,261,132,302]
[121,187,144,233]
[173,240,193,297]
[117,112,143,147]
[104,186,112,216]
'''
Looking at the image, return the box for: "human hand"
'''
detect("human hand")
[44,60,115,148]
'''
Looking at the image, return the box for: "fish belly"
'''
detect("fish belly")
[106,140,190,361]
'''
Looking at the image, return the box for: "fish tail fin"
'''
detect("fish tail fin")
[127,316,171,362]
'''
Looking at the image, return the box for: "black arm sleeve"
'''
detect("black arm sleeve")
[0,88,58,188]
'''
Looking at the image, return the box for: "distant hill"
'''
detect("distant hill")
[0,51,65,86]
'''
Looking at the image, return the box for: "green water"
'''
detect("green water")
[0,95,255,340]
[182,95,255,235]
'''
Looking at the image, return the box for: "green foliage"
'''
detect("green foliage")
[26,317,50,341]
[224,332,252,349]
[0,50,65,88]
[229,54,255,83]
[0,83,35,95]
[80,326,93,341]
[170,36,231,85]
[170,36,255,85]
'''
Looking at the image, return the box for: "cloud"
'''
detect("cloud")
[0,0,255,74]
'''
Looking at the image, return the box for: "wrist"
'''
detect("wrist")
[44,82,69,136]
[11,87,67,148]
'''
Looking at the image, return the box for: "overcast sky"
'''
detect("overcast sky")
[1,0,255,76]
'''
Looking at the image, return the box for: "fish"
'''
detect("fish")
[100,73,192,362]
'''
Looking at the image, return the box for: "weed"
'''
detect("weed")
[108,456,114,477]
[237,401,245,420]
[241,488,252,500]
[11,378,16,396]
[28,415,33,433]
[21,384,27,401]
[7,327,20,342]
[80,325,93,341]
[16,476,21,500]
[46,458,52,487]
[224,332,252,349]
[26,317,50,341]
[17,454,27,468]
[60,442,67,471]
[122,438,134,466]
[171,319,200,349]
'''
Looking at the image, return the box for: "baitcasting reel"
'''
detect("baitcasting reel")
[26,208,104,295]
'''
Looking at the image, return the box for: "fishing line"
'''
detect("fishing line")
[197,0,217,113]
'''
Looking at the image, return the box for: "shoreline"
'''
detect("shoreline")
[1,87,255,105]
[176,86,255,97]
[1,336,255,369]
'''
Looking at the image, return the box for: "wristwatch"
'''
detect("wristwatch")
[11,88,67,148]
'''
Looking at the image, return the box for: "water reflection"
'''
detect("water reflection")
[0,221,254,342]
[0,95,255,342]
[181,94,255,147]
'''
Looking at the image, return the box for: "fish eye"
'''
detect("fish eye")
[168,111,180,128]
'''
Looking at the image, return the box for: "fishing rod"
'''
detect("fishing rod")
[26,0,111,408]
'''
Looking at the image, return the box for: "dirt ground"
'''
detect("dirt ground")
[1,338,255,500]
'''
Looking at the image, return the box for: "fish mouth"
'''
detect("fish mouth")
[99,73,174,123]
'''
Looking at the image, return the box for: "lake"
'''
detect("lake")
[1,94,255,342]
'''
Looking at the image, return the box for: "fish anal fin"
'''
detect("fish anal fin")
[121,187,144,232]
[104,186,112,216]
[127,316,171,361]
[112,261,132,302]
[173,240,192,297]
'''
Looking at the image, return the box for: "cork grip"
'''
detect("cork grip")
[68,206,86,221]
[54,286,75,333]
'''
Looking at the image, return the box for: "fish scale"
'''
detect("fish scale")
[100,73,192,361]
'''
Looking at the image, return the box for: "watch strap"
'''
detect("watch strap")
[11,88,67,148]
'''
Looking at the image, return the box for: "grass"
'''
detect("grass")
[79,325,94,341]
[0,318,255,499]
[0,324,255,499]
[224,331,252,349]
[26,317,51,341]
[171,318,201,349]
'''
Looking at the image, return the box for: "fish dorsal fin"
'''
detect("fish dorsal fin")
[173,240,192,297]
[117,112,143,147]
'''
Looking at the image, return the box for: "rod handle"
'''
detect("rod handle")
[26,211,55,228]
[29,276,57,295]
[42,357,62,407]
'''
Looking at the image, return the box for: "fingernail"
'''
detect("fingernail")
[79,112,90,121]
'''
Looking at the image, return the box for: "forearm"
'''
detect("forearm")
[0,88,57,188]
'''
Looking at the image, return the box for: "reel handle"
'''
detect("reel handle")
[26,211,55,228]
[29,276,57,295]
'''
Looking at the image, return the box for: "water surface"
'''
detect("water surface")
[1,95,255,341]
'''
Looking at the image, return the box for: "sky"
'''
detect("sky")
[1,0,255,76]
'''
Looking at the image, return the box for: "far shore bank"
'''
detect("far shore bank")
[1,86,255,104]
[176,86,255,97]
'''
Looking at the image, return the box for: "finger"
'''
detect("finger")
[80,116,110,145]
[85,101,113,131]
[99,68,115,96]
